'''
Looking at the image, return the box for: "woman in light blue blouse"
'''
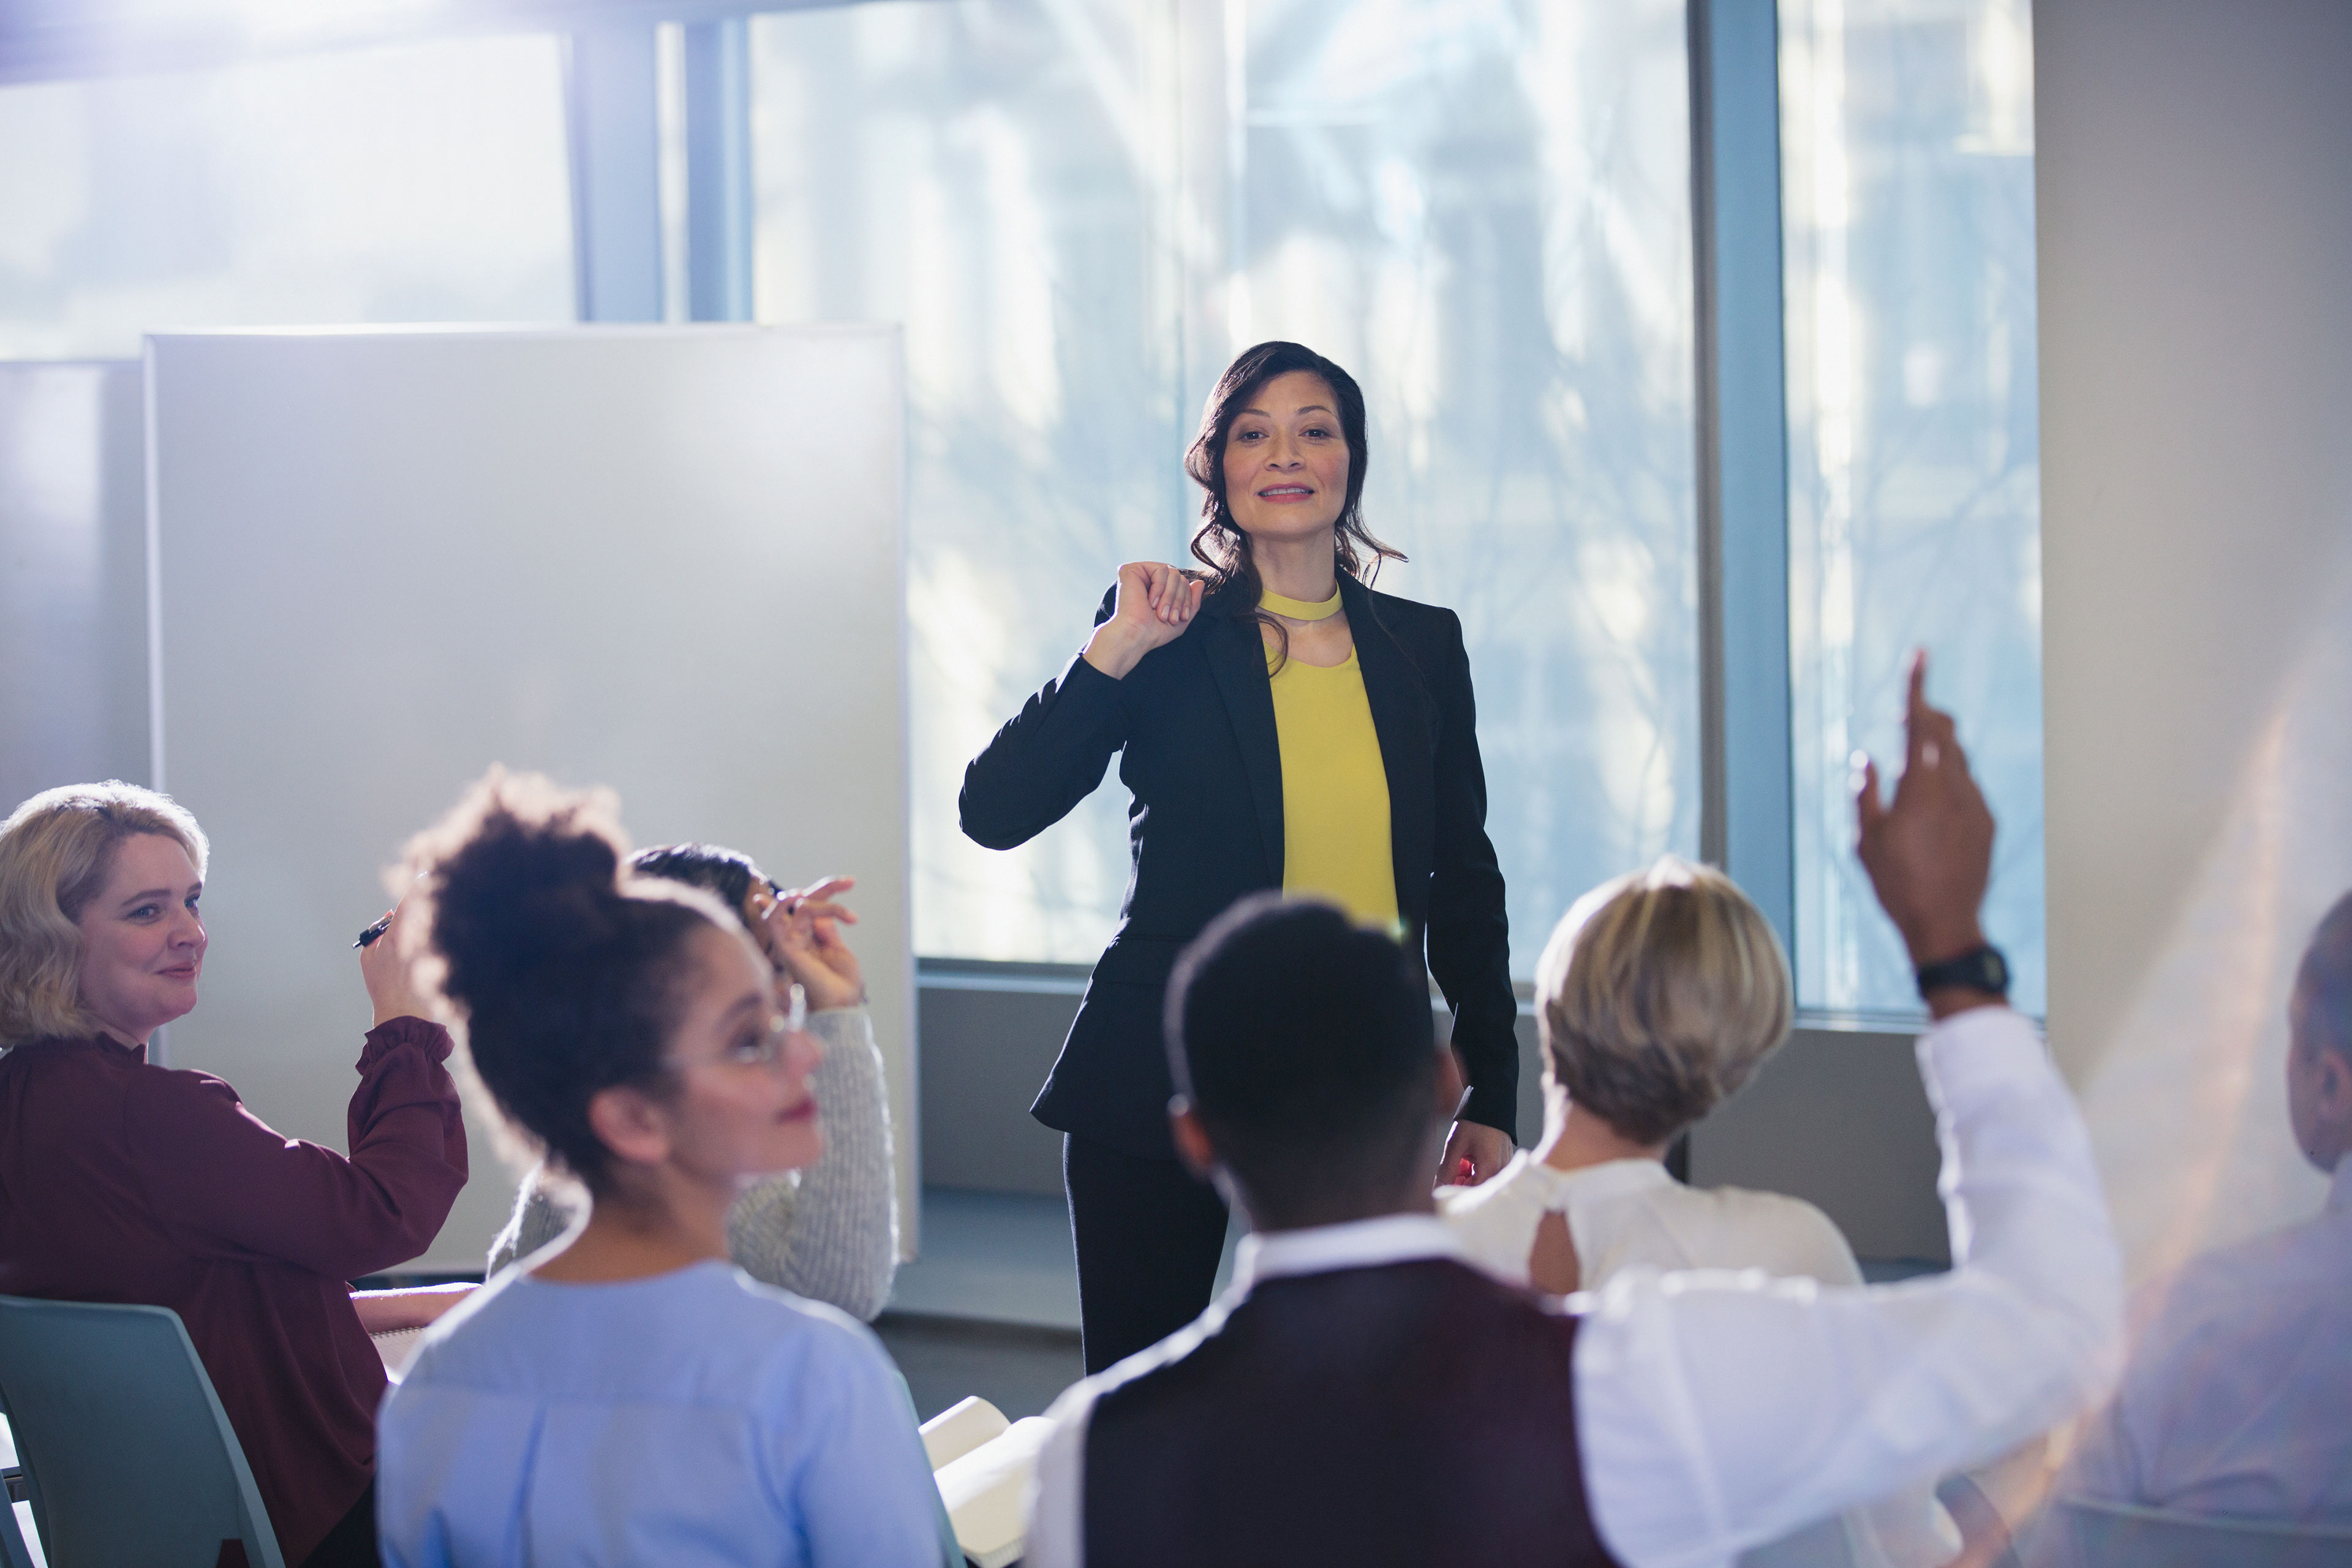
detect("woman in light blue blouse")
[375,771,944,1568]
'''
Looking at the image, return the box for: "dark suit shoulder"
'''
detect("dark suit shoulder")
[1357,583,1463,645]
[1357,579,1453,622]
[1103,1258,1574,1403]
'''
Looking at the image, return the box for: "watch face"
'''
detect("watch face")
[1918,944,2010,998]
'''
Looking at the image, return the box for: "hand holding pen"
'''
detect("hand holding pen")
[354,897,434,1029]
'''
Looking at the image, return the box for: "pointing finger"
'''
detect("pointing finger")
[1904,652,1937,778]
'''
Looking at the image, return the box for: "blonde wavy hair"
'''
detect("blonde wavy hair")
[0,782,211,1049]
[1535,856,1793,1146]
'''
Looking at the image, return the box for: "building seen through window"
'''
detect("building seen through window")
[1781,0,2045,1016]
[750,0,1189,965]
[752,0,1700,975]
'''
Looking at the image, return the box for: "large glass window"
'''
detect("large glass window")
[750,0,1186,964]
[1781,0,2045,1016]
[1237,0,1698,974]
[753,0,1698,973]
[0,36,574,360]
[0,3,2040,997]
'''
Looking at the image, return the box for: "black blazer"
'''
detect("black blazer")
[959,573,1517,1159]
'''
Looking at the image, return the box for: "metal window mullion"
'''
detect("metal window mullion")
[566,21,665,323]
[683,17,755,323]
[1691,0,1796,959]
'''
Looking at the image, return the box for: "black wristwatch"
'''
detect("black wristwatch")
[1915,943,2009,1000]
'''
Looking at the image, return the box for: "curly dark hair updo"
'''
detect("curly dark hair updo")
[1183,341,1406,665]
[405,771,731,1192]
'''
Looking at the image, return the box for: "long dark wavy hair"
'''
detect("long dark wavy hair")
[1183,341,1406,665]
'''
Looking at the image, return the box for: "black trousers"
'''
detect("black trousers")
[1064,1133,1231,1374]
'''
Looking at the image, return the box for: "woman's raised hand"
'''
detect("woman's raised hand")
[359,894,436,1029]
[1082,561,1205,680]
[754,876,866,1012]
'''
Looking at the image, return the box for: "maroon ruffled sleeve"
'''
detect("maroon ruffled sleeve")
[126,1017,468,1279]
[0,1022,469,1563]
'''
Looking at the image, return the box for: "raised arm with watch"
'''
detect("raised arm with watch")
[1855,651,2013,1022]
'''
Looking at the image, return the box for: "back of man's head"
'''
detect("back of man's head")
[2288,891,2352,1173]
[2297,891,2352,1062]
[1167,895,1441,1229]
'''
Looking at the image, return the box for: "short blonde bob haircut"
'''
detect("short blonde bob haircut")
[0,782,210,1049]
[1535,855,1793,1147]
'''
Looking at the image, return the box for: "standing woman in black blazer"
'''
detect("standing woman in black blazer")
[961,341,1517,1371]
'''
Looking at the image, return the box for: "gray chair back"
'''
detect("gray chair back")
[0,1295,285,1568]
[1,1412,37,1568]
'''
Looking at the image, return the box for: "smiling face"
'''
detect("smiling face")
[1220,370,1352,548]
[654,924,826,1185]
[74,832,206,1046]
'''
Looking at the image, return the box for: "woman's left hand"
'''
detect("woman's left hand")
[755,876,866,1011]
[1438,1121,1515,1187]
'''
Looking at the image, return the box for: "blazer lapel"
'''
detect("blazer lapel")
[1341,576,1436,927]
[1202,607,1286,886]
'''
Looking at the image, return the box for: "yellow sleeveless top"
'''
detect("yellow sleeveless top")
[1262,587,1400,930]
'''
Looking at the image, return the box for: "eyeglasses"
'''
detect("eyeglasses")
[662,982,808,1071]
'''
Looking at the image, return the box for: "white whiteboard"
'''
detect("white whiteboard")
[147,325,913,1271]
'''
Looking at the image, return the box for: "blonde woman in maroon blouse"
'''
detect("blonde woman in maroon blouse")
[0,782,470,1568]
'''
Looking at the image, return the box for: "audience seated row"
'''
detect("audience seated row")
[4,651,2347,1566]
[0,780,910,1566]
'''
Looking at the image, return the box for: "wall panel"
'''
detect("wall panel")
[148,325,911,1270]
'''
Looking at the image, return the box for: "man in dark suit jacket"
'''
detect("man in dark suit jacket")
[1025,666,2126,1568]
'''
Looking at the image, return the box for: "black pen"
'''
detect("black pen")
[354,914,393,949]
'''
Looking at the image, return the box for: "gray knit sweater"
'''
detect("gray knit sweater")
[483,1006,900,1320]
